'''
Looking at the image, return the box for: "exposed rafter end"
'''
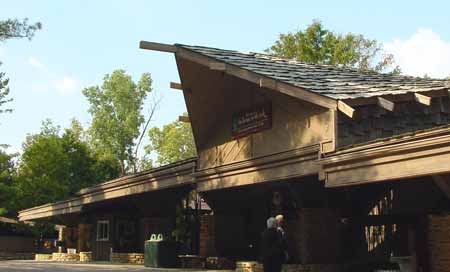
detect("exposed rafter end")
[170,82,183,90]
[337,101,355,118]
[209,62,227,71]
[178,116,190,123]
[259,78,277,90]
[414,93,431,106]
[139,41,177,53]
[377,97,395,111]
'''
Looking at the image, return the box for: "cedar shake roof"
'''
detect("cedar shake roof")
[178,44,450,100]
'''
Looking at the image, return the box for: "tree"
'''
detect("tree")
[14,120,120,211]
[146,117,196,166]
[0,18,42,116]
[0,146,17,216]
[83,70,153,175]
[267,20,400,74]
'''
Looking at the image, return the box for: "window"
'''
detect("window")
[97,220,109,241]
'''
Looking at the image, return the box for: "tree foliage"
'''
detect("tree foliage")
[146,117,196,166]
[0,147,17,216]
[13,120,120,211]
[267,20,400,74]
[0,18,42,42]
[83,70,152,175]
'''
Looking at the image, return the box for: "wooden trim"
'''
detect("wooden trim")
[414,93,431,106]
[377,97,395,111]
[170,82,183,90]
[337,100,355,118]
[18,161,196,221]
[259,78,277,89]
[195,145,320,192]
[139,41,177,53]
[178,116,190,123]
[175,47,337,110]
[209,62,227,71]
[320,127,450,187]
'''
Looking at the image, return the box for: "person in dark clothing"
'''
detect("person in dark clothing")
[261,217,284,272]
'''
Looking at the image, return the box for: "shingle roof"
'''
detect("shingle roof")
[177,44,450,100]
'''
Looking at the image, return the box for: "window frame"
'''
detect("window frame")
[96,220,110,241]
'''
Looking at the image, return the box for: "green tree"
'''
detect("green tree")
[267,20,400,74]
[146,117,196,166]
[0,18,42,115]
[0,146,17,216]
[14,120,119,211]
[83,70,153,175]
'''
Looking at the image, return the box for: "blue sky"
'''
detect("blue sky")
[1,0,450,154]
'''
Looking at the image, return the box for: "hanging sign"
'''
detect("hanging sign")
[232,103,272,138]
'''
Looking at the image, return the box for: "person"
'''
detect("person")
[275,214,289,263]
[261,217,284,272]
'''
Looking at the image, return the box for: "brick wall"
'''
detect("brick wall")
[427,214,450,272]
[199,215,216,257]
[110,252,144,264]
[289,208,340,264]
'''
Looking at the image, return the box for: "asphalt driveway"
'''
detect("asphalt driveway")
[0,260,232,272]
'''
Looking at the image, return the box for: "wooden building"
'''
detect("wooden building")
[19,42,450,271]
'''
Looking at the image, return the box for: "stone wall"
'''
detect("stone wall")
[34,254,52,261]
[51,252,80,262]
[0,252,34,261]
[427,214,450,272]
[110,252,144,264]
[79,252,92,262]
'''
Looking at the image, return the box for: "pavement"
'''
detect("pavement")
[0,260,234,272]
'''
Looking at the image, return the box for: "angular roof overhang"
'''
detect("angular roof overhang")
[319,126,450,187]
[18,159,196,221]
[139,41,450,119]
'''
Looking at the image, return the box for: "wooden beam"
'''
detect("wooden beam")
[432,175,450,199]
[337,100,355,118]
[178,116,190,123]
[139,41,177,53]
[259,78,277,89]
[170,82,183,90]
[209,62,227,71]
[377,97,395,111]
[414,93,431,106]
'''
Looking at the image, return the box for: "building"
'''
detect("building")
[19,42,450,271]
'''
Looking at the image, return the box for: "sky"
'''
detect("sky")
[1,0,450,154]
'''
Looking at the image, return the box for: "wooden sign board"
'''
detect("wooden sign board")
[232,103,272,139]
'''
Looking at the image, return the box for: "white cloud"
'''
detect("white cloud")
[385,28,450,78]
[53,76,79,95]
[0,46,5,59]
[28,56,45,70]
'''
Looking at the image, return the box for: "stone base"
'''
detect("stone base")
[110,252,144,264]
[206,257,235,270]
[35,254,53,261]
[79,252,92,262]
[52,253,80,262]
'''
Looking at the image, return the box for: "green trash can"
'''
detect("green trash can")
[144,234,177,268]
